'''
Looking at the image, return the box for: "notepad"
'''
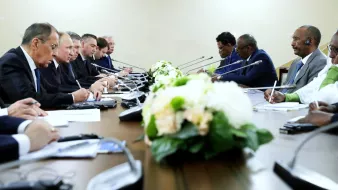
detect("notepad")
[38,116,68,128]
[46,109,100,122]
[254,102,308,111]
[20,139,100,161]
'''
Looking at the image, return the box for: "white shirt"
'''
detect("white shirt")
[295,52,313,78]
[0,108,8,116]
[53,59,59,69]
[12,120,32,156]
[20,46,38,92]
[296,57,338,104]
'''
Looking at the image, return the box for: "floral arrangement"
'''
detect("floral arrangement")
[148,60,183,88]
[142,73,273,162]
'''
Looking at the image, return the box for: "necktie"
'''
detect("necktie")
[34,69,40,93]
[107,56,113,69]
[319,66,338,89]
[67,63,76,79]
[280,61,303,93]
[241,61,248,75]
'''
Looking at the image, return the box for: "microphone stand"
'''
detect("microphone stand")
[213,60,262,80]
[274,121,338,189]
[180,56,213,70]
[185,58,224,74]
[111,59,148,73]
[177,56,205,68]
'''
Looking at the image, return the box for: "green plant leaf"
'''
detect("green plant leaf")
[231,128,247,138]
[244,128,259,151]
[151,137,183,162]
[168,122,199,139]
[146,115,158,139]
[256,128,274,145]
[170,96,185,111]
[173,77,189,86]
[189,141,204,153]
[208,111,234,153]
[133,134,145,143]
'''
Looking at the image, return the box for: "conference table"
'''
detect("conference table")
[2,91,338,190]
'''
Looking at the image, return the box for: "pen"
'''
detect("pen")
[269,80,277,103]
[315,100,319,109]
[57,141,90,153]
[76,80,82,89]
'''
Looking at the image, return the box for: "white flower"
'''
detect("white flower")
[206,81,253,128]
[184,107,213,135]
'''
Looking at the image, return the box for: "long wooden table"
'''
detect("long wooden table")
[2,92,338,190]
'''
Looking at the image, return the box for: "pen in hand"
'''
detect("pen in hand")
[76,80,82,89]
[269,80,277,103]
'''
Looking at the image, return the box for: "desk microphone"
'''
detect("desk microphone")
[119,78,143,121]
[214,60,262,80]
[111,58,147,73]
[274,121,338,189]
[180,56,213,70]
[185,58,225,74]
[177,56,205,68]
[214,60,243,71]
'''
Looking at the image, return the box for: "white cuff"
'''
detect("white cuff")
[0,108,8,116]
[17,120,33,134]
[12,134,30,156]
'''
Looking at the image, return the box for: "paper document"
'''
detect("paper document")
[46,109,100,122]
[20,139,100,161]
[38,116,68,128]
[254,102,308,111]
[287,115,306,123]
[102,91,144,100]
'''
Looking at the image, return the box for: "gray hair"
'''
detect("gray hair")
[66,31,81,41]
[239,34,258,49]
[21,23,58,45]
[300,25,321,47]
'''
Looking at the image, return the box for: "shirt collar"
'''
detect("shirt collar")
[53,59,59,68]
[20,46,36,71]
[301,52,313,65]
[80,52,86,61]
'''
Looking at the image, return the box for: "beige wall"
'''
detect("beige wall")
[0,0,337,71]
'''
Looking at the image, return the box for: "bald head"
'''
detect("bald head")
[55,32,74,63]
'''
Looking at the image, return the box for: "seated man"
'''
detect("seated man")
[70,34,106,82]
[0,23,89,108]
[0,116,59,163]
[213,32,242,75]
[95,36,131,75]
[215,34,278,87]
[39,32,106,99]
[280,25,326,93]
[0,97,47,120]
[265,30,338,104]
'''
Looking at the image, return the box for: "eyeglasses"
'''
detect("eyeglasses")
[328,45,338,54]
[37,38,58,53]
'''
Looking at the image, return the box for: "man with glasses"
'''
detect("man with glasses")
[211,32,242,75]
[0,23,90,108]
[279,25,326,93]
[265,30,338,104]
[215,34,278,87]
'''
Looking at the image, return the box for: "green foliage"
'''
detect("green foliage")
[173,77,189,87]
[146,115,158,139]
[170,97,185,111]
[150,111,274,162]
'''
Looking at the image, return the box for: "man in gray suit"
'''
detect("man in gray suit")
[280,25,327,93]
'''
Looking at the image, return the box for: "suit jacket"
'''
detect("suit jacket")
[59,63,92,88]
[0,116,27,163]
[283,49,327,93]
[215,48,242,74]
[220,49,278,87]
[70,54,100,82]
[39,61,81,93]
[0,47,73,108]
[95,55,120,72]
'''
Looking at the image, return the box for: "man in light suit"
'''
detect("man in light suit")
[0,116,59,163]
[265,30,338,104]
[280,25,326,93]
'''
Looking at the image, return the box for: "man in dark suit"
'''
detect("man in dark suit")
[39,32,106,100]
[0,23,90,108]
[95,36,132,74]
[70,34,104,82]
[0,116,59,163]
[279,25,327,93]
[214,32,242,75]
[216,34,278,87]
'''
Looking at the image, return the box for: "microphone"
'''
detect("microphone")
[213,60,262,80]
[185,58,224,74]
[214,60,243,71]
[92,63,119,74]
[177,56,205,68]
[111,58,147,73]
[274,121,338,189]
[180,56,213,70]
